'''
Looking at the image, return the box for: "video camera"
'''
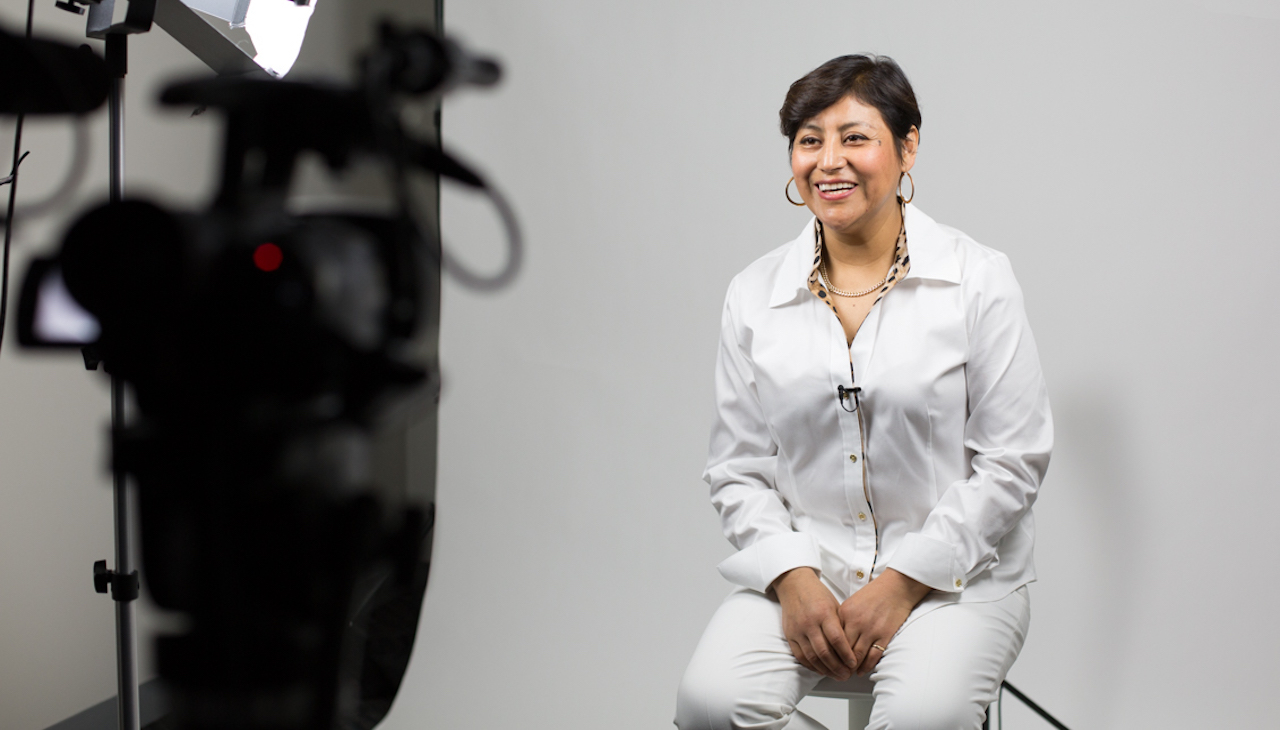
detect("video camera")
[7,20,510,730]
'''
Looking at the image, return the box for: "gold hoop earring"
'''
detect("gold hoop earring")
[785,177,807,207]
[898,172,915,204]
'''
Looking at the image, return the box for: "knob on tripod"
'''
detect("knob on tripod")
[93,559,139,601]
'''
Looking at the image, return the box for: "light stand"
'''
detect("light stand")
[49,2,296,727]
[96,24,148,730]
[54,4,166,730]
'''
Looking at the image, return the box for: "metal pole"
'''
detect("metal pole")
[112,379,139,730]
[108,46,124,200]
[1001,681,1071,730]
[106,32,141,730]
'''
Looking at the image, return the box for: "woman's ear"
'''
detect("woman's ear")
[900,126,919,172]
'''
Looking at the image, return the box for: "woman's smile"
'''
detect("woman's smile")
[815,180,858,200]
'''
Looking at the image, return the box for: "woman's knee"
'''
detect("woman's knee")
[675,665,792,730]
[869,688,988,730]
[674,667,743,730]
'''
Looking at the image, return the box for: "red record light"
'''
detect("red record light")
[254,242,284,272]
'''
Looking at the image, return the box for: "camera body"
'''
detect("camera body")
[14,23,494,729]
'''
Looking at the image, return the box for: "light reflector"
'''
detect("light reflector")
[243,0,315,78]
[171,0,316,78]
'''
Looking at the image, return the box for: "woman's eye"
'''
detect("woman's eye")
[845,135,869,145]
[799,136,820,146]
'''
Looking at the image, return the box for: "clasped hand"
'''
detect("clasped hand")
[773,567,930,680]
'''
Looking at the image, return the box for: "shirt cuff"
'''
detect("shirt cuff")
[716,532,822,593]
[885,532,966,593]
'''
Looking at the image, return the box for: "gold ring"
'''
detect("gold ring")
[871,644,887,653]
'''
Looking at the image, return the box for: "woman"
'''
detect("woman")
[675,55,1052,730]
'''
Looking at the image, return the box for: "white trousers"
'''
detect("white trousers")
[675,585,1030,730]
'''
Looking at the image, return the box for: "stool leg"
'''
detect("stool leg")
[983,705,990,730]
[848,696,873,730]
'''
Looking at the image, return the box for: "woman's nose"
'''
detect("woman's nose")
[819,143,845,172]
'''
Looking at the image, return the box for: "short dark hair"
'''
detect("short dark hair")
[780,54,921,158]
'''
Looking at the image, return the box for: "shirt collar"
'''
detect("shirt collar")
[901,203,961,284]
[769,203,960,308]
[768,218,820,308]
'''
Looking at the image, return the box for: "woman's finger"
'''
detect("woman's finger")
[788,640,819,674]
[841,622,863,673]
[788,640,819,671]
[821,617,858,675]
[806,627,848,679]
[856,637,888,676]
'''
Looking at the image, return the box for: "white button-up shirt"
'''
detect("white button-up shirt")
[705,204,1052,617]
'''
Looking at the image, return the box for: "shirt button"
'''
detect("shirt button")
[849,454,858,463]
[955,579,963,588]
[856,571,865,579]
[857,512,867,521]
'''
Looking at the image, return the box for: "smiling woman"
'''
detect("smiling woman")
[674,55,1053,730]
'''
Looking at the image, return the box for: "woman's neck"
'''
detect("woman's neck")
[823,200,902,270]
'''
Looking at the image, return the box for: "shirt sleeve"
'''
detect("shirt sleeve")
[703,279,822,593]
[885,253,1053,592]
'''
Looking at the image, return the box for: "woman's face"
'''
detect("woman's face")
[790,95,917,241]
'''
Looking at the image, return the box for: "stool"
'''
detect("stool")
[809,675,875,729]
[808,675,993,730]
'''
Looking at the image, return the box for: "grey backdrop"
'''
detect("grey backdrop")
[3,1,1278,729]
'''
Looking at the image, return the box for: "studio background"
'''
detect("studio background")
[2,1,1277,729]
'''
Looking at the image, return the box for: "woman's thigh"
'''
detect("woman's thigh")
[675,587,827,730]
[867,587,1031,730]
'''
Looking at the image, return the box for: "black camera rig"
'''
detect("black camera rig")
[13,20,512,730]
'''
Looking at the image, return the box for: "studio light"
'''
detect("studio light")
[178,0,316,78]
